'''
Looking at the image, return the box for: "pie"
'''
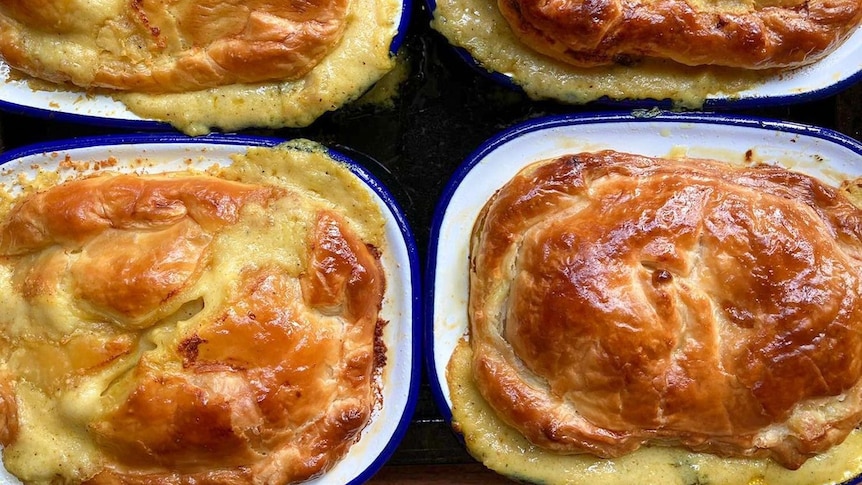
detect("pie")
[0,142,388,484]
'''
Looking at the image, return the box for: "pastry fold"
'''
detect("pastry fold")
[497,0,862,68]
[0,0,349,92]
[0,156,386,484]
[468,151,862,469]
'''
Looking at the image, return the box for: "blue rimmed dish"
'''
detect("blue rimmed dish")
[426,110,862,484]
[0,0,412,133]
[0,133,422,485]
[425,0,862,109]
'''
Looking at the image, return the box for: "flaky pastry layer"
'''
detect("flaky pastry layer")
[0,0,349,92]
[498,0,862,68]
[468,151,862,469]
[0,145,387,484]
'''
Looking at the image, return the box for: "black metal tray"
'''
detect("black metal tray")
[0,2,859,473]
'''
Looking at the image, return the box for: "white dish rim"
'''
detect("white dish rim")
[425,110,862,423]
[0,133,423,485]
[0,0,413,130]
[424,0,862,109]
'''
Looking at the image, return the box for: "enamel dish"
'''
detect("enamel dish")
[0,0,411,131]
[426,111,862,485]
[0,133,421,485]
[426,0,862,109]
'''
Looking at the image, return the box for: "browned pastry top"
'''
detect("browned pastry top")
[468,151,862,469]
[497,0,862,68]
[0,169,386,484]
[0,0,349,92]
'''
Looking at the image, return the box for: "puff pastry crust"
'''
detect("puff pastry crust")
[468,151,862,469]
[0,156,386,484]
[0,0,349,92]
[497,0,862,68]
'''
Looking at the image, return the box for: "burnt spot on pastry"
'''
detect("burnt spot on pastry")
[178,334,206,367]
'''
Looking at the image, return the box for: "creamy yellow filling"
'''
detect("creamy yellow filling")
[448,337,862,485]
[115,0,402,135]
[0,141,385,484]
[430,0,773,107]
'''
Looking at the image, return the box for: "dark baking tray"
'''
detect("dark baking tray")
[0,1,859,478]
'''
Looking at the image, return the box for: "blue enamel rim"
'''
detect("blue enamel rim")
[0,0,412,131]
[424,110,862,484]
[390,0,412,58]
[433,46,862,110]
[0,97,172,130]
[422,0,862,109]
[426,110,862,411]
[0,132,422,485]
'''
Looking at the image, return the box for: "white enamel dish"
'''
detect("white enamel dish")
[0,0,412,130]
[425,111,862,484]
[425,0,862,109]
[0,133,422,485]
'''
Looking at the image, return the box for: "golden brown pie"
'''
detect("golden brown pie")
[0,0,349,92]
[430,0,861,107]
[497,0,862,69]
[0,0,403,134]
[466,150,862,471]
[0,142,387,484]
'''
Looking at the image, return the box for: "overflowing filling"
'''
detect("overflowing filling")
[0,141,388,484]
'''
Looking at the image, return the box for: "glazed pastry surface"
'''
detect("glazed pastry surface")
[0,144,387,484]
[0,0,349,92]
[497,0,862,68]
[468,151,862,469]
